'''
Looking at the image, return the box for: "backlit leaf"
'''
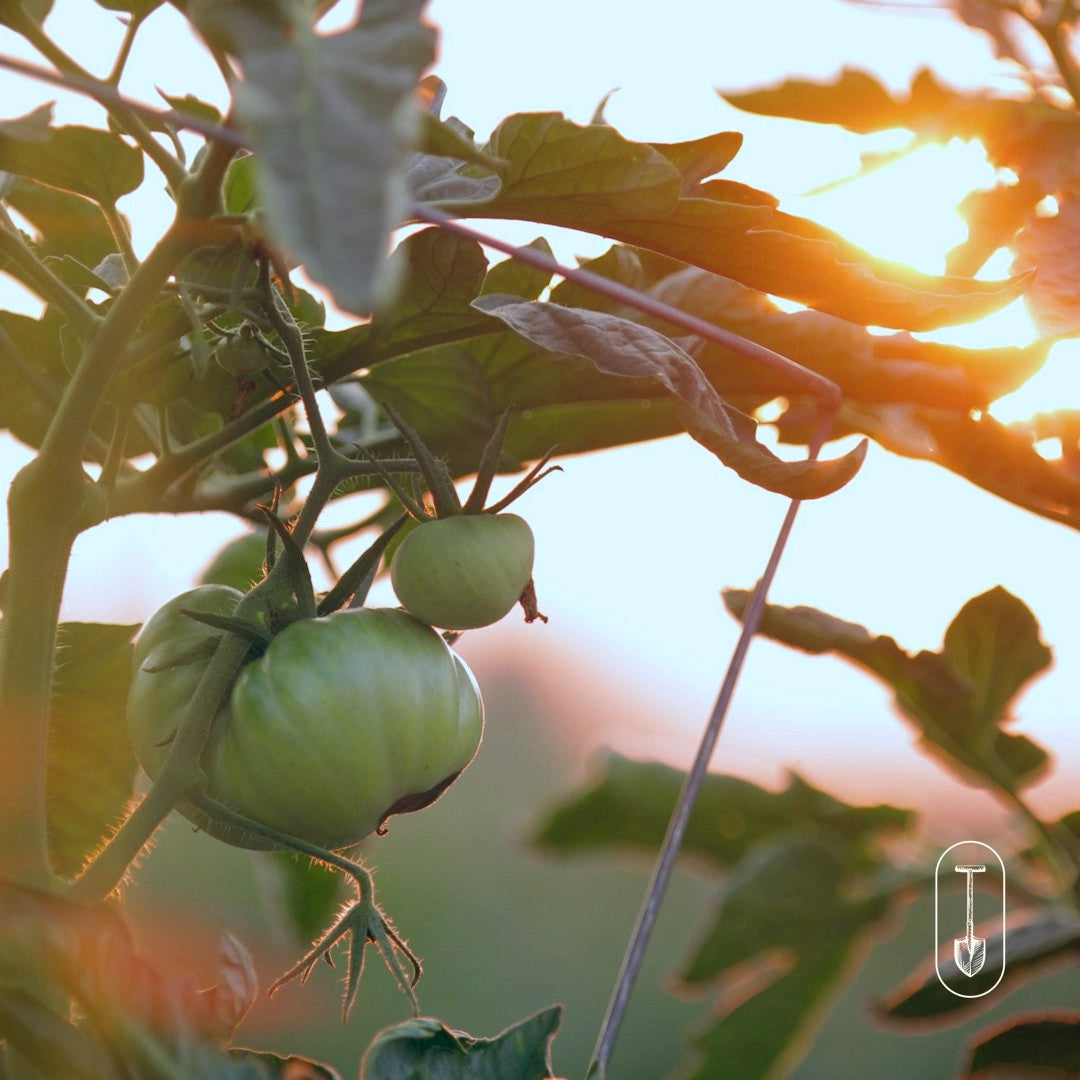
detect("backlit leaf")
[361,1007,562,1079]
[4,178,128,267]
[679,834,894,1080]
[723,587,1052,790]
[47,622,140,878]
[534,752,911,869]
[1013,189,1080,337]
[878,914,1080,1024]
[443,111,1029,331]
[965,1014,1080,1078]
[218,0,436,314]
[472,296,867,499]
[0,112,144,203]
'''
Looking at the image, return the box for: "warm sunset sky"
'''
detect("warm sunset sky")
[0,0,1076,837]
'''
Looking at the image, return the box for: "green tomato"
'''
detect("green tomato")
[215,336,268,376]
[128,597,483,852]
[390,513,534,630]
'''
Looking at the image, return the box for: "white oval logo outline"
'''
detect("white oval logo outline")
[934,840,1006,998]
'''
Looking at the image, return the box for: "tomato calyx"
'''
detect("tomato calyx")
[366,405,560,524]
[175,609,272,651]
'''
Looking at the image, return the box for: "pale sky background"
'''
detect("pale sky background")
[0,0,1076,842]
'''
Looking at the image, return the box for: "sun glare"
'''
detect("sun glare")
[786,137,998,276]
[781,136,1076,422]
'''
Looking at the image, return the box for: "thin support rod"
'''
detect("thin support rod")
[587,484,811,1078]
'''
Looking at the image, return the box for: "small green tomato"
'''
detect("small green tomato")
[390,512,535,630]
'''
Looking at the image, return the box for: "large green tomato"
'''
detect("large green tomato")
[389,512,534,630]
[128,596,484,851]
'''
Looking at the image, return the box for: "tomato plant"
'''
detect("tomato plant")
[0,1,1078,1078]
[390,512,534,629]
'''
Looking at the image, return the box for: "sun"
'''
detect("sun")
[786,136,1000,278]
[779,134,1076,424]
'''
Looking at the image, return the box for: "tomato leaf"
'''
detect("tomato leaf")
[360,347,496,458]
[548,244,646,314]
[418,111,499,169]
[1012,188,1080,337]
[5,178,124,267]
[503,398,681,462]
[474,111,684,226]
[0,0,53,27]
[678,833,895,1080]
[360,1006,563,1079]
[723,586,1052,791]
[877,913,1080,1025]
[942,587,1053,730]
[216,0,436,315]
[480,237,554,301]
[721,66,1057,152]
[964,1014,1080,1078]
[198,932,258,1042]
[222,154,258,215]
[0,111,144,203]
[47,622,140,878]
[471,296,867,500]
[366,227,491,358]
[650,268,1046,408]
[94,0,164,15]
[723,68,910,134]
[0,310,70,450]
[650,131,743,192]
[314,226,493,385]
[947,181,1042,278]
[534,752,911,869]
[437,111,1029,331]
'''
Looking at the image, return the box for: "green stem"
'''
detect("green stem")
[0,228,194,887]
[105,12,141,86]
[100,200,139,277]
[112,395,297,512]
[999,783,1080,899]
[0,461,82,888]
[259,263,335,464]
[99,403,133,489]
[40,224,192,468]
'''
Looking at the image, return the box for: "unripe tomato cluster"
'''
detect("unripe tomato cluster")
[128,587,484,851]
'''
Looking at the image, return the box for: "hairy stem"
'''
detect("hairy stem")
[70,630,253,902]
[0,108,231,886]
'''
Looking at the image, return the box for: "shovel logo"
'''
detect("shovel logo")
[953,864,986,977]
[935,841,1006,998]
